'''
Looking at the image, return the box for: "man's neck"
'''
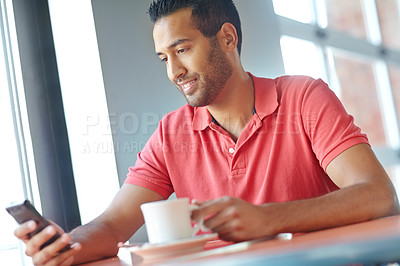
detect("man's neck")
[207,71,254,142]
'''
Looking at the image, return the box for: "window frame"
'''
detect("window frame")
[275,1,400,162]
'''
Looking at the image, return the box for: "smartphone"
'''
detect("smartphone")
[6,200,71,252]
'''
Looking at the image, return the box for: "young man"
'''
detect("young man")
[15,0,399,265]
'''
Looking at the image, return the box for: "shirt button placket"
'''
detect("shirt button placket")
[228,147,235,154]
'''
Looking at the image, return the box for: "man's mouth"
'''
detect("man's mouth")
[180,79,197,92]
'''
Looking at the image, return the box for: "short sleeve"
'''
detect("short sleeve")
[124,120,174,199]
[301,78,369,170]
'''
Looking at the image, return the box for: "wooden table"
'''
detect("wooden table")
[82,215,400,265]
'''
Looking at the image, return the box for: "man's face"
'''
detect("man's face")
[153,8,232,107]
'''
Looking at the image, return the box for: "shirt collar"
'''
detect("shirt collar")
[193,106,212,130]
[192,73,279,131]
[250,73,279,120]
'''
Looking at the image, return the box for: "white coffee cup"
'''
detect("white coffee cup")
[140,198,202,244]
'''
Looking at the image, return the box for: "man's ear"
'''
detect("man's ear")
[217,22,238,52]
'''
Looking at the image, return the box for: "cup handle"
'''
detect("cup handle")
[189,204,207,235]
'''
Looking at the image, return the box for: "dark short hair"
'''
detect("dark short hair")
[148,0,242,55]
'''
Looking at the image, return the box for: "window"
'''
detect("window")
[325,0,368,40]
[280,36,327,80]
[376,0,400,50]
[0,46,29,265]
[274,0,400,147]
[273,0,400,197]
[0,0,37,264]
[329,50,387,146]
[272,0,315,24]
[47,0,120,224]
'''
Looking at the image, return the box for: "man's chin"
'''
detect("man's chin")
[186,102,205,108]
[185,98,208,108]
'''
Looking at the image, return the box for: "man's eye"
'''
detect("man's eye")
[177,48,187,54]
[160,57,167,62]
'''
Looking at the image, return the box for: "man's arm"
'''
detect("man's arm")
[15,184,163,265]
[192,143,399,242]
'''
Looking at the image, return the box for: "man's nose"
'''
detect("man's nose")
[167,58,186,82]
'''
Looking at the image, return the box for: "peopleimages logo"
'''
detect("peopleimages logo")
[80,140,225,154]
[82,112,165,136]
[82,111,320,137]
[79,112,164,155]
[81,140,147,154]
[77,111,329,154]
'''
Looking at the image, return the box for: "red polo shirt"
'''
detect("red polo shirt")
[125,74,368,204]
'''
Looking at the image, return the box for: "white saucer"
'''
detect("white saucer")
[130,233,218,260]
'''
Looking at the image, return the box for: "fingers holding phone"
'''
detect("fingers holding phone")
[14,220,37,244]
[15,221,81,265]
[29,229,81,266]
[24,223,64,256]
[7,200,81,265]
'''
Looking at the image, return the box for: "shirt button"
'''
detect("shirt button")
[229,148,235,154]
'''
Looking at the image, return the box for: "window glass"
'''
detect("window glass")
[375,0,400,49]
[0,30,27,266]
[48,0,120,224]
[330,50,386,146]
[272,0,315,24]
[325,0,368,40]
[0,1,36,264]
[280,36,327,80]
[388,64,400,127]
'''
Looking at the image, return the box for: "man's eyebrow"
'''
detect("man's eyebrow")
[156,39,190,56]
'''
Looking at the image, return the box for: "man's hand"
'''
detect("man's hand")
[192,144,399,243]
[14,220,81,266]
[192,197,273,242]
